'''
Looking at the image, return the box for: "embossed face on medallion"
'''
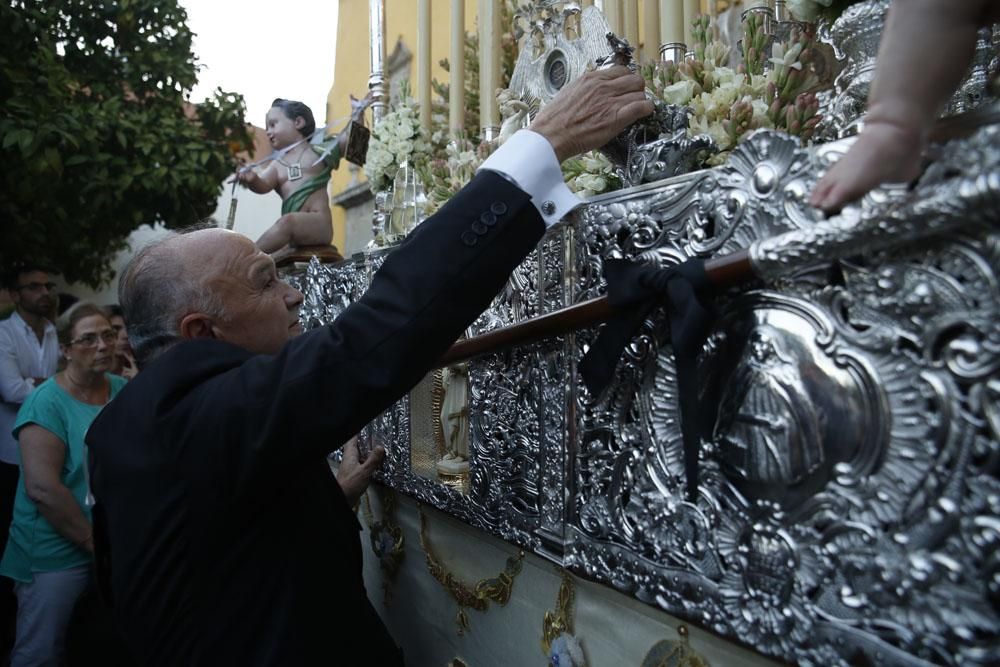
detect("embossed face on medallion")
[702,292,888,508]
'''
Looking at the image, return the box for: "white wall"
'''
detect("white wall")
[60,185,282,306]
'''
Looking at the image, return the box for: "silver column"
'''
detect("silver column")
[368,0,388,126]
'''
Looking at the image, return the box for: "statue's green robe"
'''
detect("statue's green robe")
[281,143,340,215]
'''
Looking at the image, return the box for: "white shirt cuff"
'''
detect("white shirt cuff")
[478,130,580,228]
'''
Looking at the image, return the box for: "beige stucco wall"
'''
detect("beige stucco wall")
[326,0,479,253]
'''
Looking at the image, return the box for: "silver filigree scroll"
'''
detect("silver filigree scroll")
[288,99,1000,667]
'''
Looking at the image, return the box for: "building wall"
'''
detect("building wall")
[326,0,479,255]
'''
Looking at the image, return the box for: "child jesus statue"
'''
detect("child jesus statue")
[239,95,369,254]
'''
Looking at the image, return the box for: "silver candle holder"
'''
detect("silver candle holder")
[773,0,789,23]
[659,41,687,64]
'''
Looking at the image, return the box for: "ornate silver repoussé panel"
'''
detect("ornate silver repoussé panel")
[293,121,999,666]
[292,0,1000,661]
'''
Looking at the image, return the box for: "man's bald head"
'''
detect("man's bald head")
[119,228,235,367]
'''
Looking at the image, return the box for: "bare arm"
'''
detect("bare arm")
[238,163,280,194]
[865,0,988,134]
[19,424,93,553]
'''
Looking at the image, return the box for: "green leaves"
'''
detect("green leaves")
[0,0,252,287]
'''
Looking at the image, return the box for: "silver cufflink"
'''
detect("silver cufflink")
[541,200,556,216]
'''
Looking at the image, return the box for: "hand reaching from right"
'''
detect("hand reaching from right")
[809,119,925,213]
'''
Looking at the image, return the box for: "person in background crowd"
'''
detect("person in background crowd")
[0,263,60,657]
[104,305,137,381]
[0,303,126,666]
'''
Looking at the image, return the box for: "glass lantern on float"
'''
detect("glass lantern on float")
[384,160,426,244]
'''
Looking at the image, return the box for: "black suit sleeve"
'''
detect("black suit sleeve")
[180,170,546,498]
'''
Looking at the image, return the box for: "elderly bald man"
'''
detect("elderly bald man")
[86,67,652,667]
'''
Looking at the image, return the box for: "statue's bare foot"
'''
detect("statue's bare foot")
[810,119,924,213]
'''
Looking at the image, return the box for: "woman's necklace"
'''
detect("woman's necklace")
[276,143,309,181]
[64,369,108,405]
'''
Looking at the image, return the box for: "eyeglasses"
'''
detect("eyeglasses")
[69,330,117,348]
[15,282,56,293]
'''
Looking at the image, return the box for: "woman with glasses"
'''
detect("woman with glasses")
[0,303,126,665]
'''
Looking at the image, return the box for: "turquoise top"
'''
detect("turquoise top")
[0,374,126,582]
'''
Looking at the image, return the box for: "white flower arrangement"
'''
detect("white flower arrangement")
[418,137,495,214]
[562,151,621,198]
[364,87,432,194]
[642,16,822,167]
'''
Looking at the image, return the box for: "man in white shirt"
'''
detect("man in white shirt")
[0,263,60,651]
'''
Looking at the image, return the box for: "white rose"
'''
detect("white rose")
[750,98,772,127]
[396,139,414,157]
[711,66,739,88]
[661,79,696,106]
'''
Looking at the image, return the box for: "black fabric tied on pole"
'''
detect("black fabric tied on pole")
[579,258,717,502]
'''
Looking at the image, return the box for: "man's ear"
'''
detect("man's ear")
[293,116,306,131]
[179,313,219,341]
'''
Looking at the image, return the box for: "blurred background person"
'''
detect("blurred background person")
[0,263,60,657]
[103,305,136,381]
[0,303,126,666]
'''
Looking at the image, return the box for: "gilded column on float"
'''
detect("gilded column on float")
[418,0,432,131]
[449,0,465,135]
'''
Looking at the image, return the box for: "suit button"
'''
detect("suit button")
[541,200,556,216]
[480,211,497,226]
[490,202,508,215]
[461,231,478,246]
[471,220,488,235]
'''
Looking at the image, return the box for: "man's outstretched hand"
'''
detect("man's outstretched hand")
[335,436,385,506]
[529,66,654,163]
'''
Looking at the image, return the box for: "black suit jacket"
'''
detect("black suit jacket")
[86,171,545,666]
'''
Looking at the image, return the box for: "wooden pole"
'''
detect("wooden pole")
[438,249,752,366]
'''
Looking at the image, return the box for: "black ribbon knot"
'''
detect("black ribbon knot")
[579,258,717,501]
